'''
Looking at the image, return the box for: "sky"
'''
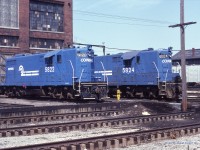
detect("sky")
[73,0,200,55]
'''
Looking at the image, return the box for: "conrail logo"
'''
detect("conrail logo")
[19,65,39,76]
[162,59,171,63]
[80,58,93,63]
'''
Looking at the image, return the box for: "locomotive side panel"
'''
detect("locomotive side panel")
[46,50,76,86]
[6,54,44,86]
[94,54,123,86]
[122,51,158,86]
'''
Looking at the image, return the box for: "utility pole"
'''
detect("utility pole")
[169,0,196,112]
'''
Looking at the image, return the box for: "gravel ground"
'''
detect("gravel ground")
[1,126,200,149]
[0,127,140,149]
[119,134,200,150]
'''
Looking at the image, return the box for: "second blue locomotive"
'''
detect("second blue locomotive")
[94,47,181,100]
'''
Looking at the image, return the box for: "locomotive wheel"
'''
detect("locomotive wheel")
[95,94,103,103]
[166,88,174,99]
[149,91,158,99]
[15,91,21,98]
[67,92,73,99]
[143,91,150,99]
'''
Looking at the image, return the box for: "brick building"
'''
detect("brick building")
[0,0,73,55]
[172,48,200,65]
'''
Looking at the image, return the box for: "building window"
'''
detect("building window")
[0,36,18,47]
[0,0,19,28]
[30,0,64,32]
[30,38,64,49]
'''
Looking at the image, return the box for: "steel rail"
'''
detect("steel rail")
[2,118,200,150]
[0,110,123,125]
[0,111,194,138]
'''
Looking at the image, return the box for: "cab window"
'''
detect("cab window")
[45,56,53,66]
[136,56,140,64]
[123,59,132,67]
[57,55,62,63]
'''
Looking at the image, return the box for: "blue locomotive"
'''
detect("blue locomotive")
[0,46,108,101]
[94,47,181,100]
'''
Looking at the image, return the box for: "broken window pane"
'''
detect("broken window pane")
[0,36,19,47]
[30,38,64,49]
[30,0,64,32]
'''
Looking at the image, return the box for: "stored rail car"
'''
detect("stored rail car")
[94,47,181,100]
[172,65,200,86]
[0,46,108,101]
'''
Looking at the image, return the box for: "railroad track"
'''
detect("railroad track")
[0,112,193,138]
[0,102,125,117]
[2,114,200,150]
[0,109,123,126]
[0,102,34,109]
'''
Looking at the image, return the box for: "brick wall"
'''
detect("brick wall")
[0,0,73,54]
[63,0,73,47]
[30,0,73,50]
[19,0,30,53]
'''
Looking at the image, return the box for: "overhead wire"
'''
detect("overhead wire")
[73,42,179,52]
[74,10,176,26]
[73,18,166,27]
[73,10,178,53]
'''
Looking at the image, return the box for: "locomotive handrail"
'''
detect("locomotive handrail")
[100,61,108,86]
[67,60,75,90]
[78,69,84,93]
[100,61,109,96]
[152,61,159,87]
[164,69,169,90]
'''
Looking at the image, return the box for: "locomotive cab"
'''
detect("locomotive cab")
[73,46,108,101]
[42,46,108,101]
[155,47,181,100]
